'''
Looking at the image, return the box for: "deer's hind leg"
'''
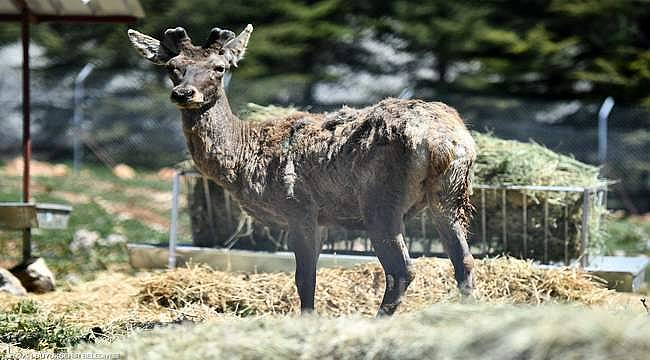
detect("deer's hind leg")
[287,213,321,313]
[428,158,475,295]
[365,205,415,316]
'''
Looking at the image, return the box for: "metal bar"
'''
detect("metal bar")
[179,174,608,193]
[168,171,181,269]
[21,5,31,261]
[544,194,548,264]
[73,63,95,173]
[580,189,591,267]
[27,15,139,23]
[474,184,606,193]
[522,192,527,258]
[501,188,507,252]
[598,97,615,164]
[564,205,569,266]
[224,190,232,227]
[0,14,22,22]
[481,188,487,254]
[201,177,217,240]
[425,221,433,256]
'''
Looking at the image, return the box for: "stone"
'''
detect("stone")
[157,167,176,181]
[70,229,101,252]
[10,257,56,293]
[99,233,127,247]
[0,268,27,296]
[112,164,136,179]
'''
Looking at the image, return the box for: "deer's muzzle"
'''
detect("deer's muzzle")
[171,86,204,108]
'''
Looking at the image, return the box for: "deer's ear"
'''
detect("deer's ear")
[127,29,175,65]
[223,24,253,68]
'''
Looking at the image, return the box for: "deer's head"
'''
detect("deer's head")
[127,25,253,109]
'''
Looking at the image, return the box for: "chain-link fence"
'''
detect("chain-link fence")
[1,61,648,211]
[440,95,649,213]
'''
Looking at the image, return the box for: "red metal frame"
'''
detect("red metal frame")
[2,1,140,261]
[0,14,139,23]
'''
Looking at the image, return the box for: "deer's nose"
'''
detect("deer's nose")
[171,87,196,103]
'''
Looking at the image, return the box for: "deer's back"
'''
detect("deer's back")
[237,98,475,227]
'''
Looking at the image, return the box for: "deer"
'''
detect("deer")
[128,24,477,316]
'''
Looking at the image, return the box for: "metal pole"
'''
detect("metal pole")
[580,189,591,267]
[21,5,31,261]
[544,197,549,264]
[522,192,527,257]
[201,177,216,240]
[73,63,95,173]
[168,171,181,269]
[598,97,615,165]
[501,189,507,252]
[480,188,487,254]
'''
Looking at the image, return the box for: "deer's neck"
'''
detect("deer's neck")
[180,88,248,189]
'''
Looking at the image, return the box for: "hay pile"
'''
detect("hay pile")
[0,273,166,332]
[80,303,650,360]
[137,257,613,316]
[239,103,297,123]
[472,132,600,187]
[0,258,637,354]
[468,132,605,261]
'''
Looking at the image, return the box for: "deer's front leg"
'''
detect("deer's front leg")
[288,215,321,313]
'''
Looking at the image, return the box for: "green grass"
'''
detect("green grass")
[604,216,650,289]
[0,300,86,352]
[0,163,170,277]
[604,216,650,255]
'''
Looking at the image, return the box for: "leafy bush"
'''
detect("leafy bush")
[0,300,85,351]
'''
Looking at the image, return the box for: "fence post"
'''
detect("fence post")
[598,97,615,165]
[580,188,591,267]
[169,170,181,269]
[72,63,95,173]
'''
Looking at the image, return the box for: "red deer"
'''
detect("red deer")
[128,25,477,315]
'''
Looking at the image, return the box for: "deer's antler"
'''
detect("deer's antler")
[162,27,193,54]
[204,28,236,49]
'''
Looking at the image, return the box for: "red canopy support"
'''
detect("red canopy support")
[2,0,142,262]
[16,0,32,259]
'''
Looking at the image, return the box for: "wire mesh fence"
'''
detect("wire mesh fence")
[33,80,650,212]
[1,64,647,211]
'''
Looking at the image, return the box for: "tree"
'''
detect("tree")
[388,0,650,103]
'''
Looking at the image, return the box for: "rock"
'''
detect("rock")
[112,164,136,179]
[70,229,101,251]
[10,257,56,293]
[2,157,69,177]
[157,167,176,181]
[0,268,27,296]
[64,273,82,286]
[99,233,127,246]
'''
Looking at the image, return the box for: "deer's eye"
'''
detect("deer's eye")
[214,65,225,73]
[168,67,183,81]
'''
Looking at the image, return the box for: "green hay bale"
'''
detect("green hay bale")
[80,304,650,360]
[472,131,600,188]
[239,103,297,122]
[468,132,605,261]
